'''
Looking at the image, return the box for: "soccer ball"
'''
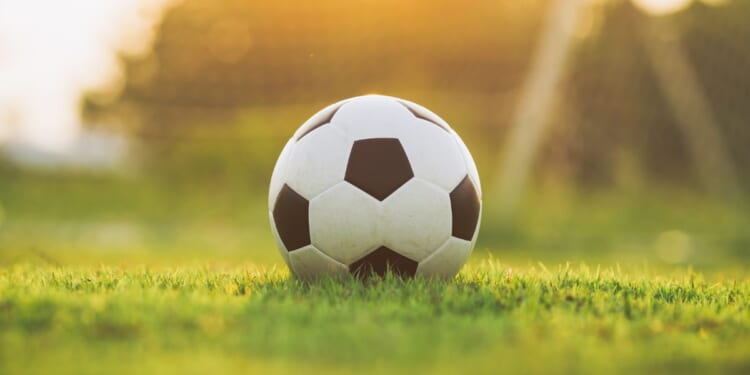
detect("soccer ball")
[269,95,481,280]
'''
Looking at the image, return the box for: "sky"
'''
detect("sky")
[0,0,174,152]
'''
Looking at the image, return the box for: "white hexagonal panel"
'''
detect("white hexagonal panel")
[269,210,291,267]
[382,179,451,262]
[285,125,352,200]
[268,139,295,208]
[416,237,473,279]
[289,245,349,281]
[399,120,467,192]
[309,182,382,264]
[335,95,415,141]
[397,98,454,132]
[292,99,349,141]
[454,134,482,196]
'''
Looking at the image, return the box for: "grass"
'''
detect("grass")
[1,166,750,374]
[1,260,749,374]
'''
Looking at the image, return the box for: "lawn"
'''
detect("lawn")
[1,261,749,374]
[1,167,749,374]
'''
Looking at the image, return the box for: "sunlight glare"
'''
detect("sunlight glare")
[631,0,692,16]
[0,0,176,152]
[632,0,731,16]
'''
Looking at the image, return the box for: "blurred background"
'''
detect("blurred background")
[0,0,748,268]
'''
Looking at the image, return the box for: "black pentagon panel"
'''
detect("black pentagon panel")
[297,104,343,141]
[450,176,481,241]
[349,246,418,278]
[398,101,449,132]
[272,184,311,251]
[345,138,414,201]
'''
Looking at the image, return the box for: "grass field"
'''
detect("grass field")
[1,169,750,374]
[1,261,749,374]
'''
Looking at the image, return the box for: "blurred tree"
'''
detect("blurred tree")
[111,0,750,195]
[496,0,744,216]
[120,0,542,128]
[559,0,749,191]
[642,15,739,197]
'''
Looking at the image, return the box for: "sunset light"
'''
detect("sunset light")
[0,0,174,151]
[631,0,730,16]
[1,1,748,373]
